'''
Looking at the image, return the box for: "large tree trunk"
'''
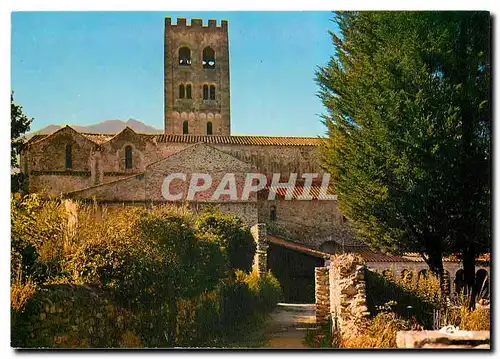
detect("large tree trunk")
[462,243,476,309]
[426,250,446,297]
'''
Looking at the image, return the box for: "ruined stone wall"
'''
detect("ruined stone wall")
[315,267,330,324]
[328,254,370,338]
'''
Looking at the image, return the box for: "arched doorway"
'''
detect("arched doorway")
[475,269,489,299]
[319,240,342,254]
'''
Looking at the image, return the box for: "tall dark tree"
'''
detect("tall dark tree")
[316,11,490,298]
[11,92,33,193]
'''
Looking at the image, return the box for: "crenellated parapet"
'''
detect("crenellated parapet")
[165,17,228,31]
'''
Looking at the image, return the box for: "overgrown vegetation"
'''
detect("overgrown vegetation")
[337,269,490,348]
[11,194,282,348]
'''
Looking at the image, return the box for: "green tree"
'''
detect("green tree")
[11,93,33,193]
[316,11,490,297]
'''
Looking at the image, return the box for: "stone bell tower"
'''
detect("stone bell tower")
[164,17,231,136]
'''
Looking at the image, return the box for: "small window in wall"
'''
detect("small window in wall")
[202,46,215,69]
[209,85,215,100]
[207,121,213,135]
[186,84,192,99]
[125,145,133,169]
[183,121,189,134]
[179,84,185,99]
[178,47,191,66]
[65,144,72,169]
[270,205,277,221]
[203,85,209,100]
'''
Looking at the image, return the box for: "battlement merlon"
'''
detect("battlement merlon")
[164,17,228,31]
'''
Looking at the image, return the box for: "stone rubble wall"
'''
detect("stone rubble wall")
[396,330,490,349]
[251,223,268,277]
[328,254,370,338]
[314,267,330,324]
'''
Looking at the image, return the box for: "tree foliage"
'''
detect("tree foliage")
[316,11,490,290]
[11,93,33,192]
[195,209,256,273]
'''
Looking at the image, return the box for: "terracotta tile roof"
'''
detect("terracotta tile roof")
[267,236,468,264]
[352,249,417,263]
[25,132,322,147]
[267,235,331,259]
[25,134,49,145]
[401,252,461,263]
[151,134,322,146]
[81,133,114,144]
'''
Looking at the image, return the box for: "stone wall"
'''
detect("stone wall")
[11,284,141,348]
[29,174,92,197]
[315,267,330,324]
[328,254,370,338]
[260,198,353,249]
[251,223,268,277]
[396,330,490,349]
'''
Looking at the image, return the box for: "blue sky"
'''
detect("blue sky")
[11,11,337,136]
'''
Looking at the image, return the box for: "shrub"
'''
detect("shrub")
[195,209,256,273]
[11,278,37,312]
[365,269,437,328]
[11,194,68,285]
[64,207,164,310]
[219,279,255,332]
[340,312,412,348]
[241,271,282,312]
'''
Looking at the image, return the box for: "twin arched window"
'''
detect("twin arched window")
[125,145,133,169]
[178,46,215,68]
[203,84,216,100]
[179,84,192,99]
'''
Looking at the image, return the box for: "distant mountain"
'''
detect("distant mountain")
[31,118,163,135]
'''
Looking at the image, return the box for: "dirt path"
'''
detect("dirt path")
[261,303,316,349]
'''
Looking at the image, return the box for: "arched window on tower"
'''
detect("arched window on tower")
[65,144,72,169]
[178,47,191,66]
[207,121,213,135]
[186,84,192,99]
[203,85,209,100]
[209,85,216,100]
[179,84,185,99]
[125,145,133,169]
[270,205,277,221]
[202,47,215,69]
[183,121,189,135]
